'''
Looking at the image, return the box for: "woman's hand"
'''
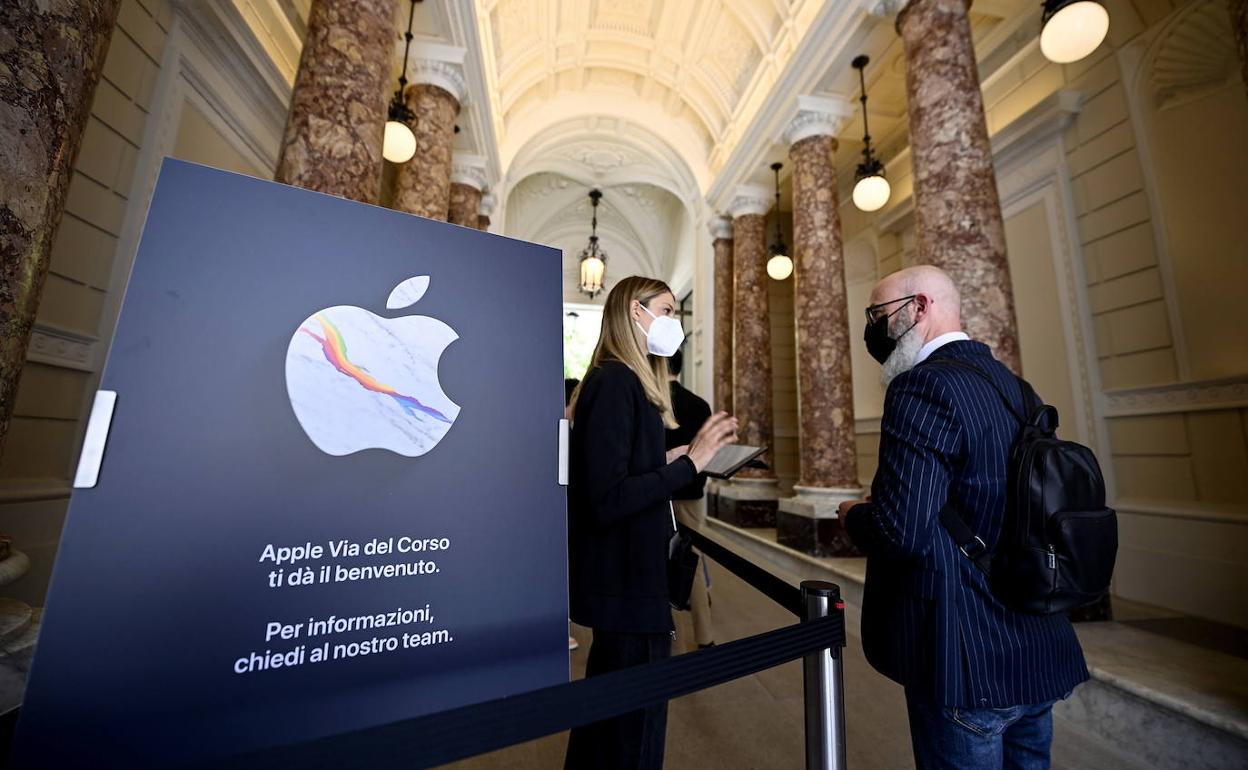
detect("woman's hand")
[666,445,689,465]
[686,412,739,473]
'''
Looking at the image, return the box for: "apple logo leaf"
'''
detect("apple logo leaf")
[386,276,430,310]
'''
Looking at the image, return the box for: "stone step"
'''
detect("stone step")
[0,550,31,589]
[702,518,1248,770]
[0,598,33,644]
[2,607,41,659]
[0,607,38,717]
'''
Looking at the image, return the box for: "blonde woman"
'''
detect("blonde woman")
[564,276,737,770]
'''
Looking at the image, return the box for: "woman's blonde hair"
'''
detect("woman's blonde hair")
[571,276,678,429]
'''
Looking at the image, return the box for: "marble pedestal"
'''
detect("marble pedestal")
[776,486,864,557]
[709,478,779,528]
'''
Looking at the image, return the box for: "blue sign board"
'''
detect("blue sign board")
[13,160,569,767]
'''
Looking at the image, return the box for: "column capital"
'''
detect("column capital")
[450,153,489,191]
[728,184,772,218]
[708,215,733,240]
[406,42,469,105]
[783,95,855,146]
[479,191,498,218]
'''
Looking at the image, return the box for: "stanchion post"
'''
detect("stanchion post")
[801,580,846,770]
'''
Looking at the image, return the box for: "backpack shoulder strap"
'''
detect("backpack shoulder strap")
[922,356,1023,575]
[938,504,992,575]
[924,357,1027,425]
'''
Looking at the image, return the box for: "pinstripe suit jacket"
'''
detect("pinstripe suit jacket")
[845,340,1088,708]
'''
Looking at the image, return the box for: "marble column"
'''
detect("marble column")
[448,154,487,228]
[714,186,778,528]
[1233,0,1248,98]
[776,97,865,557]
[477,192,497,231]
[897,0,1022,372]
[710,216,734,414]
[0,0,121,457]
[392,46,468,221]
[274,0,394,203]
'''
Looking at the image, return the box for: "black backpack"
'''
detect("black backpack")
[934,359,1118,615]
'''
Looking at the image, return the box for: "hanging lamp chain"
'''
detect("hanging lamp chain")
[851,54,885,180]
[854,55,875,168]
[770,162,785,255]
[390,0,418,120]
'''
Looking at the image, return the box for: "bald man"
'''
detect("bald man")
[839,266,1087,770]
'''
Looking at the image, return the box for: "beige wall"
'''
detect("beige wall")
[1130,4,1248,382]
[0,0,174,607]
[767,217,799,496]
[174,102,267,178]
[1003,200,1081,442]
[832,0,1248,628]
[0,0,286,608]
[979,35,1180,391]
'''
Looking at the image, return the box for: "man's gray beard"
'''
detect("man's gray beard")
[881,324,924,388]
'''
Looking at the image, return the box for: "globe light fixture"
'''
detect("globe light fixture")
[851,55,891,213]
[382,0,418,164]
[383,118,417,164]
[766,162,793,281]
[579,190,608,299]
[1040,0,1110,64]
[853,173,891,212]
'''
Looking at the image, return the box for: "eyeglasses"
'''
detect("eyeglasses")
[865,295,916,324]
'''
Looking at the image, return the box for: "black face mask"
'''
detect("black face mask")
[863,298,917,365]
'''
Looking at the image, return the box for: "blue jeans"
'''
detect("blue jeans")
[905,692,1057,770]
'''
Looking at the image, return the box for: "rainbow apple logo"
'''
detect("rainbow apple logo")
[285,276,460,457]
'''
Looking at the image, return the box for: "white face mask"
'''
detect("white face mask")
[636,303,684,357]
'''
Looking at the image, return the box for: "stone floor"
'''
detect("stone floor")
[444,559,1151,770]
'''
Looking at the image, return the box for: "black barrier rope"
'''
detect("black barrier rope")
[194,613,845,770]
[680,525,807,617]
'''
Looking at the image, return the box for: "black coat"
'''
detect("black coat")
[568,360,697,633]
[665,381,712,500]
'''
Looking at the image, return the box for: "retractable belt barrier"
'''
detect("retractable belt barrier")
[680,525,808,617]
[196,528,848,770]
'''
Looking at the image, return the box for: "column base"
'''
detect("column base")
[707,478,779,528]
[776,486,865,558]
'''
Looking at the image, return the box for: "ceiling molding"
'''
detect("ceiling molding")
[478,0,822,190]
[706,0,867,209]
[176,1,293,126]
[423,1,504,190]
[505,171,684,289]
[504,109,706,199]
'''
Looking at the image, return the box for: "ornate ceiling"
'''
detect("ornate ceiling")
[507,173,688,304]
[477,0,835,187]
[238,0,1047,302]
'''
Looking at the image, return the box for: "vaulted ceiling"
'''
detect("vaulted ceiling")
[507,173,688,304]
[484,0,780,145]
[476,0,836,188]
